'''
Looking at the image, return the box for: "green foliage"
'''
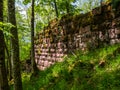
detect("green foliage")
[111,0,120,9]
[76,0,100,13]
[23,0,31,5]
[0,22,14,30]
[20,44,120,90]
[0,22,14,37]
[8,1,120,89]
[15,2,31,61]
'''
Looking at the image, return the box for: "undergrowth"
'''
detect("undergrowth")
[21,44,120,90]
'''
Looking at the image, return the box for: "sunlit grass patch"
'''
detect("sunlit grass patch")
[21,44,120,90]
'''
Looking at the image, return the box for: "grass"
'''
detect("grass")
[12,44,120,90]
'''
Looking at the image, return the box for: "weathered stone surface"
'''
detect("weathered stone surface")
[34,2,120,70]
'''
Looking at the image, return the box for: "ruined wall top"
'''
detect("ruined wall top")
[34,2,120,70]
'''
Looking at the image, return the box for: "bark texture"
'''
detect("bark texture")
[8,0,23,90]
[0,0,9,90]
[31,0,38,75]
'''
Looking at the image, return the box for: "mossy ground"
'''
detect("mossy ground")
[11,44,120,90]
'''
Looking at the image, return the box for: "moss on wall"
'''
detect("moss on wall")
[34,2,120,70]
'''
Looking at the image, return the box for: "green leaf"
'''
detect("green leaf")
[23,0,31,5]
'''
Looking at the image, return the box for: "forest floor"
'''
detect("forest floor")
[11,44,120,90]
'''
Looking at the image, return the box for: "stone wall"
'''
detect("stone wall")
[34,3,120,70]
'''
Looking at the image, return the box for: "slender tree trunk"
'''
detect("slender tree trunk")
[5,42,12,80]
[0,0,9,90]
[8,0,23,90]
[0,32,10,90]
[31,0,38,76]
[53,0,59,18]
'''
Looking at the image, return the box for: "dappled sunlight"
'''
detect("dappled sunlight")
[22,44,120,90]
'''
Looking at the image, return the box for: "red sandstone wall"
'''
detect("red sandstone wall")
[34,3,120,70]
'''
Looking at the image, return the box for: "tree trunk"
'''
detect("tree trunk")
[53,0,59,18]
[5,42,12,80]
[0,0,10,90]
[8,0,23,90]
[31,0,38,76]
